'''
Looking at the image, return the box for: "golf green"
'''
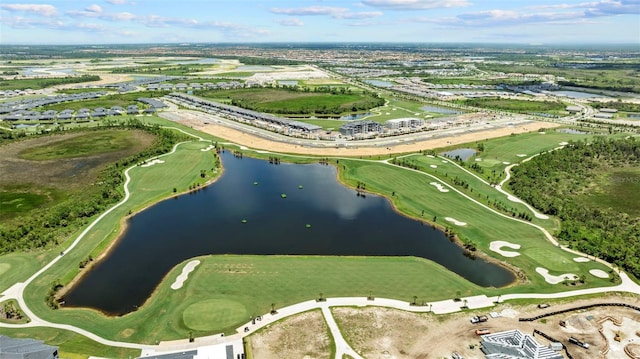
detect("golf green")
[0,263,10,276]
[182,299,248,331]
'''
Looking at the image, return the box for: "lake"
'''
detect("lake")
[421,105,462,115]
[550,90,611,99]
[441,148,477,161]
[63,152,514,315]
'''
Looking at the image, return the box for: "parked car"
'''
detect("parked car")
[537,303,550,309]
[470,315,488,323]
[475,328,490,335]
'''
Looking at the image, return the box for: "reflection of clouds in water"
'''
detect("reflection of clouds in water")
[301,165,371,220]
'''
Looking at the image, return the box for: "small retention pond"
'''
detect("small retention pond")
[441,148,477,161]
[64,152,513,315]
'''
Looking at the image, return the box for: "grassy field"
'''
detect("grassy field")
[0,75,100,91]
[19,131,141,160]
[579,168,640,217]
[456,98,566,115]
[195,87,383,116]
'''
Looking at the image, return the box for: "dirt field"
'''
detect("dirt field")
[175,116,556,157]
[248,294,640,359]
[247,309,332,359]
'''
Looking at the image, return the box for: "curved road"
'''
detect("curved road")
[1,125,639,358]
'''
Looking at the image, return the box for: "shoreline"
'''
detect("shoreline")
[57,148,225,314]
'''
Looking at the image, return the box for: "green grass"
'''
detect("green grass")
[19,131,139,160]
[580,169,640,216]
[211,71,256,77]
[0,191,49,216]
[291,119,346,130]
[0,327,140,359]
[0,253,52,293]
[195,87,383,116]
[456,98,566,114]
[0,75,100,91]
[183,299,248,331]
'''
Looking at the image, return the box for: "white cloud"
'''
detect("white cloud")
[86,4,103,14]
[107,0,130,4]
[276,18,304,26]
[361,0,470,10]
[0,3,58,17]
[270,6,382,19]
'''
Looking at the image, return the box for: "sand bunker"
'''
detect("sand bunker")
[426,155,435,158]
[507,195,522,203]
[573,257,590,263]
[559,141,569,146]
[502,161,510,165]
[171,260,200,290]
[489,241,521,257]
[429,182,449,193]
[475,158,482,161]
[441,160,447,163]
[535,267,577,284]
[589,269,609,278]
[445,217,467,226]
[201,145,215,152]
[141,159,165,167]
[430,165,438,168]
[516,154,527,157]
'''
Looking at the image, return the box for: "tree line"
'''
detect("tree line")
[508,137,640,278]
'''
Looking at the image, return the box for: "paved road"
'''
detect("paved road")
[1,125,639,358]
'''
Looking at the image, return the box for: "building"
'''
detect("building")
[0,335,59,359]
[594,113,614,119]
[599,108,618,113]
[385,117,424,130]
[480,330,563,359]
[565,106,582,113]
[339,120,382,136]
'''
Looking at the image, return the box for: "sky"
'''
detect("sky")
[1,0,639,44]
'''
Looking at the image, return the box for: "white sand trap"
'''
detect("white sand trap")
[559,141,569,146]
[430,165,438,168]
[507,195,523,203]
[141,159,165,167]
[429,182,449,193]
[239,145,248,150]
[385,112,390,115]
[535,267,577,284]
[502,161,510,165]
[573,257,590,263]
[441,160,447,163]
[489,241,521,257]
[427,155,435,158]
[201,145,215,152]
[539,132,546,134]
[256,150,269,153]
[445,217,467,226]
[589,269,609,278]
[475,158,482,161]
[534,212,549,219]
[171,260,200,290]
[516,154,527,157]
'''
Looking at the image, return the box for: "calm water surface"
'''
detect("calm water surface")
[64,152,514,315]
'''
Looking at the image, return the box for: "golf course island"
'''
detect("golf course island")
[0,44,639,359]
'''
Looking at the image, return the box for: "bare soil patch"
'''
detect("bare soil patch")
[247,309,332,359]
[176,115,555,157]
[332,294,639,359]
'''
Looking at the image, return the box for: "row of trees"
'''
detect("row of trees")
[0,120,190,255]
[509,137,640,278]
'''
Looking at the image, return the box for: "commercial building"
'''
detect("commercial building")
[480,330,563,359]
[0,335,59,359]
[385,117,424,130]
[339,120,382,136]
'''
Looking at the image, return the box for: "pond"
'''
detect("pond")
[339,113,371,121]
[63,152,514,315]
[441,148,477,161]
[364,80,394,88]
[549,90,611,99]
[421,105,462,115]
[556,128,591,135]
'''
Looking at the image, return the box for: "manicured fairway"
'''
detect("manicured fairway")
[183,299,248,331]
